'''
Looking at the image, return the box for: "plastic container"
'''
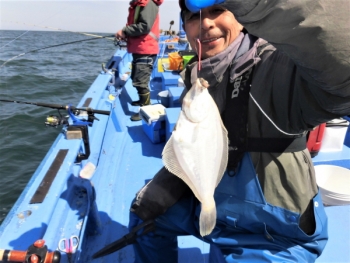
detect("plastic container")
[157,58,169,73]
[320,118,349,152]
[182,55,194,67]
[157,90,169,108]
[314,165,350,205]
[140,104,166,144]
[168,87,184,108]
[168,52,183,71]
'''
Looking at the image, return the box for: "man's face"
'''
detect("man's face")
[183,5,243,59]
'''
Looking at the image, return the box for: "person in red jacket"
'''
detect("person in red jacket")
[115,0,163,121]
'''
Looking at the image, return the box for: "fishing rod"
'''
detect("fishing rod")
[1,20,115,41]
[0,99,110,116]
[0,34,115,69]
[1,98,110,162]
[0,99,110,128]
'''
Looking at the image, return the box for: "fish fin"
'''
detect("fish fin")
[199,198,217,236]
[162,136,200,199]
[216,122,229,186]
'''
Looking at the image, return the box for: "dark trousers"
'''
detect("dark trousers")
[131,54,157,94]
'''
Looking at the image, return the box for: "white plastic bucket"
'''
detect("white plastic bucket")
[157,90,169,108]
[314,165,350,206]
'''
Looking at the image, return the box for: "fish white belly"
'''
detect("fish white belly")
[162,78,228,236]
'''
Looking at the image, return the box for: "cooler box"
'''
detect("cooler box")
[165,107,181,141]
[140,104,166,144]
[320,118,349,152]
[168,87,184,108]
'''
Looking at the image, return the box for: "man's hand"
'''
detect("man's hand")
[115,29,126,40]
[129,211,144,231]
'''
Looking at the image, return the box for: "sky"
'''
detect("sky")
[0,1,182,34]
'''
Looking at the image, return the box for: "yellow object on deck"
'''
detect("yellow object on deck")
[158,58,169,72]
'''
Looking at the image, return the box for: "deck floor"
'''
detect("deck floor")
[80,76,210,262]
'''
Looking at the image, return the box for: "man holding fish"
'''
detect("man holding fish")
[128,0,350,262]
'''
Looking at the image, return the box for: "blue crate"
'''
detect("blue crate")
[140,105,166,144]
[168,86,184,108]
[165,107,181,141]
[165,85,177,93]
[161,71,180,91]
[141,118,166,144]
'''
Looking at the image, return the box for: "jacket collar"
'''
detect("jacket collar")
[182,33,262,87]
[230,34,261,81]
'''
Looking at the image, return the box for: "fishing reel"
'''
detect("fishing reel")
[45,115,67,128]
[45,107,84,128]
[44,111,71,128]
[114,39,127,50]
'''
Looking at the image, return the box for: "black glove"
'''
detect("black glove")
[130,167,190,221]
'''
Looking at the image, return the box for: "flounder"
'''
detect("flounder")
[162,78,228,236]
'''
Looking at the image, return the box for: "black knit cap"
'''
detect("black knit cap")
[178,0,188,11]
[179,0,189,23]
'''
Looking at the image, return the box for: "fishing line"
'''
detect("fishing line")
[0,7,68,50]
[198,11,205,262]
[0,35,114,69]
[0,99,110,115]
[1,21,114,41]
[0,31,30,50]
[196,9,202,77]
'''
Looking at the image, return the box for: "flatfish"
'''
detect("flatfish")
[162,78,228,236]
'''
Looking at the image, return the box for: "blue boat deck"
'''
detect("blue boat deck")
[0,45,349,263]
[76,76,209,262]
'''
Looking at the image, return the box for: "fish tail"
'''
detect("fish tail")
[199,199,217,236]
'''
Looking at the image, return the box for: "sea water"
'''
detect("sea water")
[0,30,114,223]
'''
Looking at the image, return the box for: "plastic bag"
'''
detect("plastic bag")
[168,52,183,71]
